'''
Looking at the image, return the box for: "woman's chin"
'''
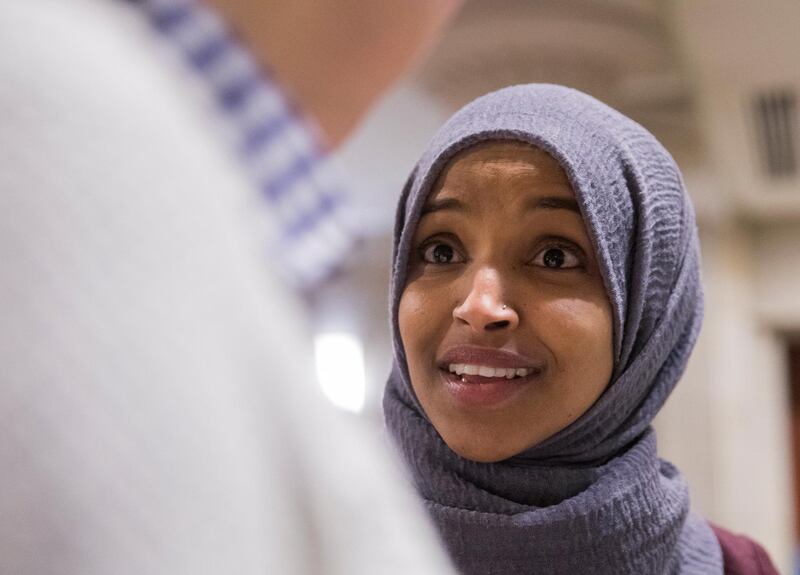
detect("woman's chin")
[439,431,541,463]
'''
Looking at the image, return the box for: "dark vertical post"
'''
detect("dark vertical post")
[787,340,800,547]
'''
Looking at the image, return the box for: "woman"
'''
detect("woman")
[384,85,778,574]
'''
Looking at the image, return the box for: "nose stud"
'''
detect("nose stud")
[502,305,507,310]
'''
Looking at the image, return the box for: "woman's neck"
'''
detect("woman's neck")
[205,0,461,148]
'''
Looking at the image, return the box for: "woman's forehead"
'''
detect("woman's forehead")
[424,141,575,211]
[434,141,571,190]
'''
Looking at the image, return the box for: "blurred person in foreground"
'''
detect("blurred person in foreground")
[0,0,460,573]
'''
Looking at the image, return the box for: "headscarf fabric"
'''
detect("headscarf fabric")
[384,84,723,575]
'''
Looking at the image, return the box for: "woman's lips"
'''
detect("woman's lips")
[436,345,545,408]
[438,345,544,370]
[439,368,541,408]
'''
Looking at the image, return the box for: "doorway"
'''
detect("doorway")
[787,338,800,573]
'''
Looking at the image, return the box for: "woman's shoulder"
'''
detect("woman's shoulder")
[710,523,780,575]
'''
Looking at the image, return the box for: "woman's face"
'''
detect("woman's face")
[398,142,614,462]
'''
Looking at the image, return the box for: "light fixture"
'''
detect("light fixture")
[314,332,366,413]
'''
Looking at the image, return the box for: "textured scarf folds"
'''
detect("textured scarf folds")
[384,84,723,574]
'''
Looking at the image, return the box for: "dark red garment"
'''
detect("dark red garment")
[711,524,780,575]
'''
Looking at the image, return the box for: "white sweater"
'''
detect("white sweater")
[0,1,453,573]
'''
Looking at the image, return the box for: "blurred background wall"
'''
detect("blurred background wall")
[311,2,800,572]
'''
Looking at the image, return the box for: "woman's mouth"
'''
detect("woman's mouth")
[436,345,546,408]
[438,363,544,408]
[448,363,535,379]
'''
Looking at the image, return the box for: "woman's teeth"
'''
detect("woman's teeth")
[448,364,531,379]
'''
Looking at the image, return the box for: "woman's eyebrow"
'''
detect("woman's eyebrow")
[421,195,578,216]
[527,196,580,213]
[420,197,466,215]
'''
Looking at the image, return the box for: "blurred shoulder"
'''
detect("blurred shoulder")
[710,524,780,575]
[0,0,152,80]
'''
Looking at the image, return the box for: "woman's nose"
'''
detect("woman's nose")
[452,268,519,332]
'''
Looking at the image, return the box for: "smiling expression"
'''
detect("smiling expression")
[398,141,614,462]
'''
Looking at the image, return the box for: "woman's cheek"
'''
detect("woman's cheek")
[540,298,613,352]
[399,286,439,357]
[398,290,418,352]
[545,297,615,390]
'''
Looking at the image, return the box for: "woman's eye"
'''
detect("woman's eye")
[421,242,463,264]
[531,246,581,269]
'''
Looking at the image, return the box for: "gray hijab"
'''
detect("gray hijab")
[384,84,723,574]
